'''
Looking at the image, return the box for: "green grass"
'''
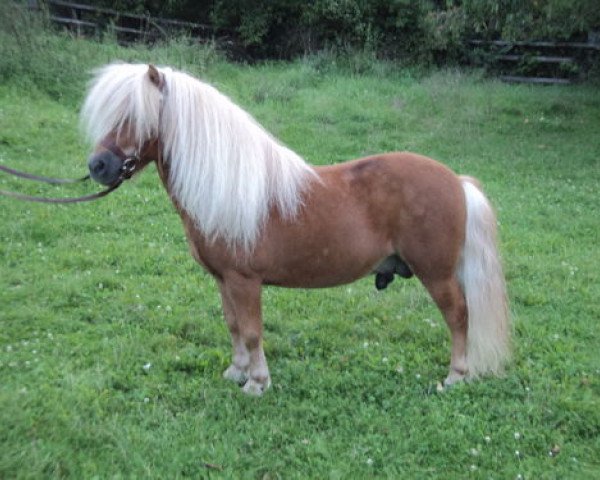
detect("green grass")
[1,42,599,478]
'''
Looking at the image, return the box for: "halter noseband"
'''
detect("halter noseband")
[99,137,140,181]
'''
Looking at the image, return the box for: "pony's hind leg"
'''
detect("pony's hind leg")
[220,274,271,395]
[423,276,469,386]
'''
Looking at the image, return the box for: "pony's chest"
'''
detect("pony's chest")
[180,217,227,277]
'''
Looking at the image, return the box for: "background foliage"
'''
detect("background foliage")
[65,0,600,61]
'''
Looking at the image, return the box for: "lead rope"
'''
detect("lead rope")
[0,164,90,184]
[0,181,122,204]
[0,160,123,204]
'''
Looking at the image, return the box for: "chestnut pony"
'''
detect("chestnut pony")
[82,63,510,395]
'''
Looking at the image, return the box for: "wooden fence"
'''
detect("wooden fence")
[29,0,216,44]
[470,39,600,85]
[26,1,600,81]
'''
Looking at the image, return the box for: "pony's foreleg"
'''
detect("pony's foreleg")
[218,281,250,385]
[220,275,271,396]
[425,277,469,386]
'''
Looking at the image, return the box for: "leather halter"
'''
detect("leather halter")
[99,137,139,181]
[0,139,140,204]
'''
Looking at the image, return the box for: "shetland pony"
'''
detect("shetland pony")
[81,63,510,395]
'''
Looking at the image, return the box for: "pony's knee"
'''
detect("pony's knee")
[240,330,261,351]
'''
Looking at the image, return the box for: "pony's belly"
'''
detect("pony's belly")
[256,212,394,288]
[263,269,370,288]
[260,248,388,288]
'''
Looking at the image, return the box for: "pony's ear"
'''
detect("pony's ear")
[147,64,165,91]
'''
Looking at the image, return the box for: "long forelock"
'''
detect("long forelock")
[81,63,162,148]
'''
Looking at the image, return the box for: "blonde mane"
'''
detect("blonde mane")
[81,63,316,250]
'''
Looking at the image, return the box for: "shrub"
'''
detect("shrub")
[0,3,219,104]
[1,0,597,85]
[461,0,600,41]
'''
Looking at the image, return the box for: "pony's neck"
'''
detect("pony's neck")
[159,72,316,250]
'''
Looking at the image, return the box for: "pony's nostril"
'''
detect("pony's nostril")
[92,158,106,174]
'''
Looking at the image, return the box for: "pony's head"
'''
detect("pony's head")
[82,64,165,185]
[81,61,315,250]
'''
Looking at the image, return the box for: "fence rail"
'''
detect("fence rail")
[30,0,216,43]
[470,38,600,84]
[26,1,600,81]
[470,39,600,51]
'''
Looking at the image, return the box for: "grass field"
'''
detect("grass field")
[1,37,599,478]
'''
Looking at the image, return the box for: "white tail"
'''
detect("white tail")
[457,178,511,378]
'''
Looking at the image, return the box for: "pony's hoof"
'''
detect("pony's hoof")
[223,365,248,385]
[443,369,466,387]
[241,377,271,396]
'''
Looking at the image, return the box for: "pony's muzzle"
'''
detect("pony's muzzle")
[88,150,122,186]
